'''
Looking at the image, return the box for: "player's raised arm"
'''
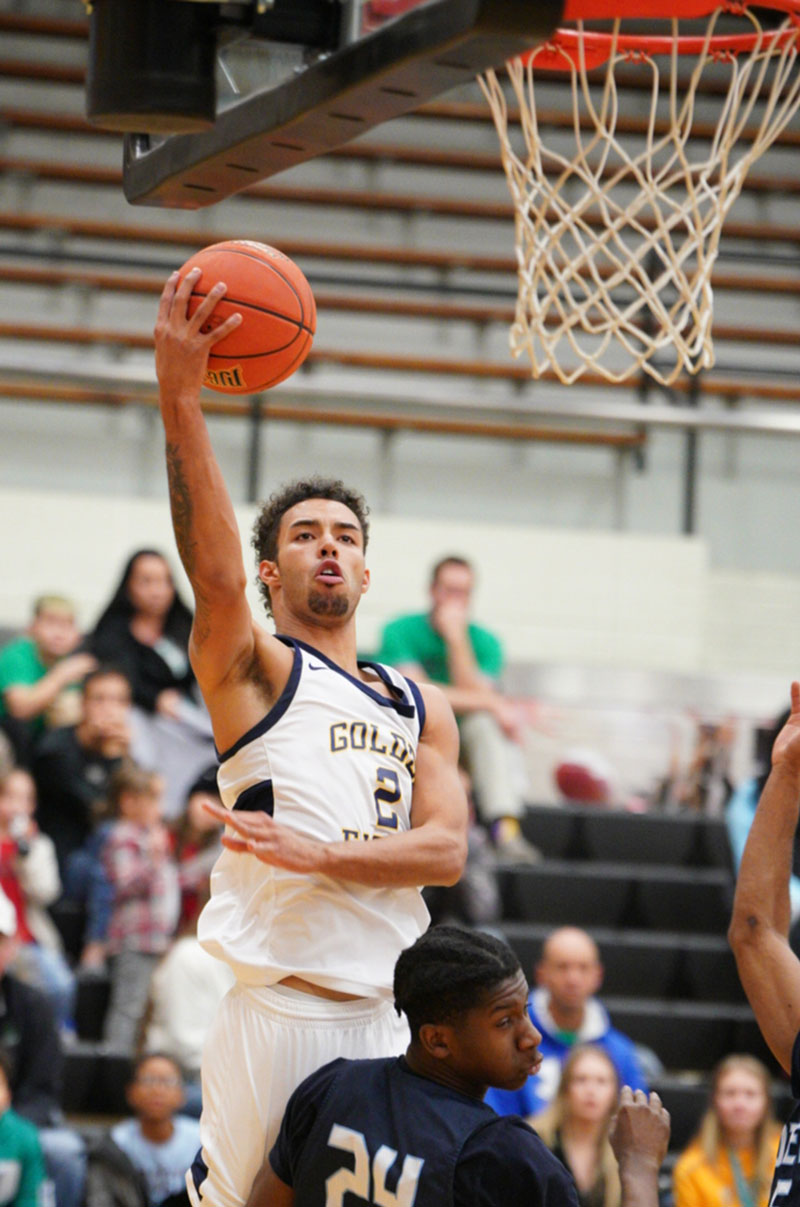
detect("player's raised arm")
[728,681,800,1073]
[154,269,254,687]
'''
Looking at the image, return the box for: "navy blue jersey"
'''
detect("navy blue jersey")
[770,1031,800,1204]
[270,1056,580,1207]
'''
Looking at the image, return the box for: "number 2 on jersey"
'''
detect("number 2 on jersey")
[373,767,401,829]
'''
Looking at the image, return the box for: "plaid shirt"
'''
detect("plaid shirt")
[104,821,179,955]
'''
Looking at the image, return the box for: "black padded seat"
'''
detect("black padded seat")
[635,868,732,935]
[604,998,763,1072]
[498,863,635,928]
[75,971,111,1041]
[680,940,747,1005]
[582,812,696,867]
[520,806,579,859]
[62,1045,132,1116]
[696,818,735,872]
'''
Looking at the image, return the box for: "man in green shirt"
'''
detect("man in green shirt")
[0,1047,47,1207]
[0,597,96,765]
[377,556,536,859]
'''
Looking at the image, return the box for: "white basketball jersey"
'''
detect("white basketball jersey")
[198,637,430,997]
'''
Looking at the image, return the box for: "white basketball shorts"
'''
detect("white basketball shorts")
[186,982,410,1207]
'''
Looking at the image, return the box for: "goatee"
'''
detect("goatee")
[308,590,349,617]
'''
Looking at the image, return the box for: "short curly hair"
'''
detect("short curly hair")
[394,925,522,1040]
[251,476,370,617]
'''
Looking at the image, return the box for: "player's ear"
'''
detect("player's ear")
[360,567,370,597]
[418,1023,453,1061]
[260,559,280,591]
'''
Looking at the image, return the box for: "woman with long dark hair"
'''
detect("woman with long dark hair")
[89,551,214,816]
[89,549,195,716]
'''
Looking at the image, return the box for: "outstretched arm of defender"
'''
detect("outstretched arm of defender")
[154,270,254,685]
[205,684,468,888]
[728,681,800,1074]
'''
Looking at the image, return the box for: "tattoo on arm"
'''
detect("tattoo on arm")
[165,442,197,576]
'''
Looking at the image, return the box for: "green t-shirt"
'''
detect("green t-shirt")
[0,1108,47,1207]
[0,639,47,723]
[376,612,504,684]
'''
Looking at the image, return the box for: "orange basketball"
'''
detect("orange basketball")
[177,240,316,394]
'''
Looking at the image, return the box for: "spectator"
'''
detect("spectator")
[86,1053,200,1207]
[33,667,154,877]
[531,1045,622,1207]
[0,890,85,1207]
[728,683,800,1204]
[485,927,648,1117]
[0,769,75,1032]
[103,764,179,1050]
[376,556,536,859]
[672,1055,780,1207]
[169,769,223,936]
[0,597,96,767]
[88,552,213,818]
[0,1044,47,1207]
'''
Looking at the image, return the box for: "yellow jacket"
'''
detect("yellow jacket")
[673,1132,782,1207]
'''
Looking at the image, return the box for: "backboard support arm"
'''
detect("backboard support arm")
[122,0,562,209]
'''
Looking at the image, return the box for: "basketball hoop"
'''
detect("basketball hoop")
[479,0,800,385]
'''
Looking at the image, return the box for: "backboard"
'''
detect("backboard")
[109,0,563,209]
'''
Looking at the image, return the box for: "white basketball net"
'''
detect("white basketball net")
[479,9,800,385]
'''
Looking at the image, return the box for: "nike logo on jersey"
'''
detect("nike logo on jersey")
[308,663,327,671]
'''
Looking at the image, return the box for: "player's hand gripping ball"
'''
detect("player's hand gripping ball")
[177,240,316,394]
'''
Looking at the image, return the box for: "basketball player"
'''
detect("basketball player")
[153,269,468,1207]
[729,681,800,1206]
[246,927,670,1207]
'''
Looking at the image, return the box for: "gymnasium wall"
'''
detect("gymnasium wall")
[0,485,795,713]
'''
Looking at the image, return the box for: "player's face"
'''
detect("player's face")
[563,1051,618,1125]
[714,1068,769,1140]
[446,970,541,1093]
[263,498,369,625]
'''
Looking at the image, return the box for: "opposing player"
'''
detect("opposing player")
[153,268,468,1207]
[247,927,670,1207]
[728,682,800,1205]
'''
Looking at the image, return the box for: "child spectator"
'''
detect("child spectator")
[33,667,154,877]
[0,770,75,1032]
[0,597,96,768]
[86,1053,199,1207]
[0,1045,47,1207]
[169,768,222,935]
[103,765,179,1050]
